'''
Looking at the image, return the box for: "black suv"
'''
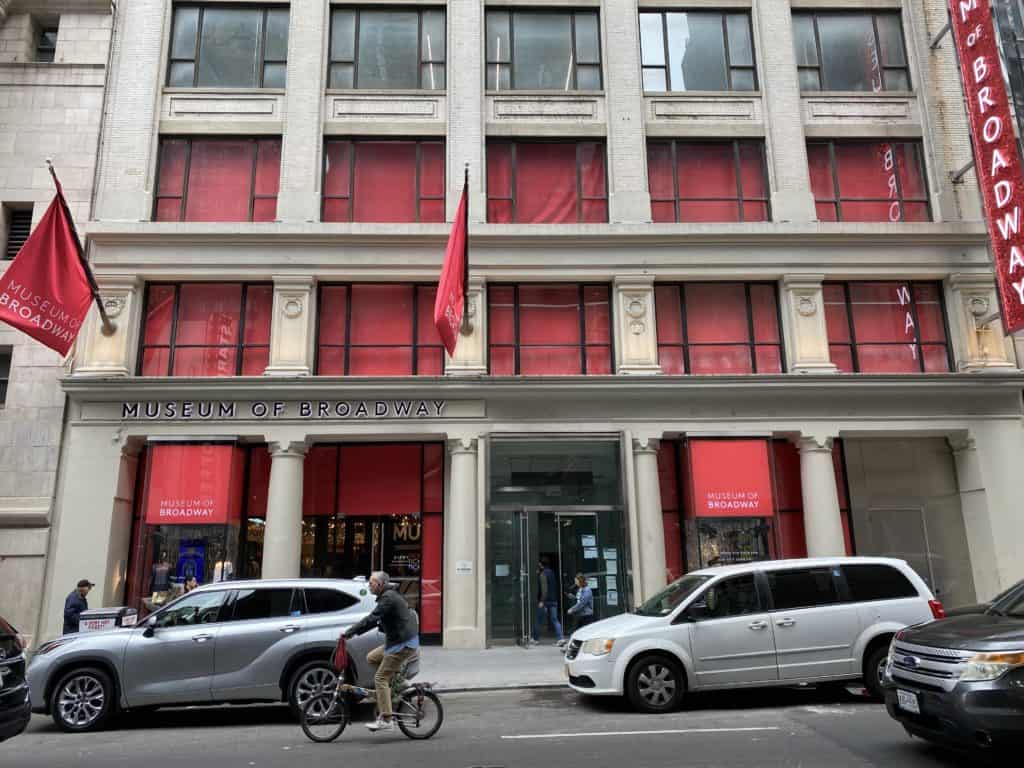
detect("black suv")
[0,615,31,742]
[883,584,1024,749]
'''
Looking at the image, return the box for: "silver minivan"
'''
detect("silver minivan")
[565,557,943,712]
[27,579,383,731]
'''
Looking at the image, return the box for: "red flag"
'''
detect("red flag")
[433,172,469,357]
[0,183,94,355]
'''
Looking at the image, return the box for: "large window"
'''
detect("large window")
[655,283,783,374]
[808,141,929,222]
[793,11,909,92]
[316,284,444,375]
[139,283,273,376]
[329,7,445,89]
[486,9,601,90]
[487,141,607,223]
[322,139,444,223]
[488,284,612,375]
[824,281,951,373]
[639,11,756,92]
[167,5,289,88]
[155,138,281,222]
[648,140,769,222]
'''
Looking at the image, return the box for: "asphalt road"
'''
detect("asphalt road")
[2,686,998,768]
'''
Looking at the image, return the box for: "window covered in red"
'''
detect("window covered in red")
[316,284,444,375]
[808,141,930,222]
[486,141,607,223]
[155,138,280,222]
[648,140,769,222]
[654,283,783,374]
[657,440,686,582]
[824,281,950,373]
[139,283,272,376]
[322,139,444,223]
[488,284,612,375]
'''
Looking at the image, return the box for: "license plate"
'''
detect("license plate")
[897,689,920,714]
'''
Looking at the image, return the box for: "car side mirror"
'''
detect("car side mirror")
[142,616,157,637]
[686,601,709,621]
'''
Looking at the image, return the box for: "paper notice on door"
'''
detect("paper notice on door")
[606,576,617,590]
[495,563,510,577]
[583,547,598,559]
[604,559,618,575]
[603,548,616,560]
[607,590,619,606]
[587,577,599,590]
[581,534,596,547]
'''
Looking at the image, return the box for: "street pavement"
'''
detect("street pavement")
[3,685,997,768]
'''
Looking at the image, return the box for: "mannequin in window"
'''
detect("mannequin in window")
[150,551,172,604]
[212,545,234,583]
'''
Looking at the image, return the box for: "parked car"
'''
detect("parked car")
[883,583,1024,749]
[944,579,1024,618]
[0,615,31,742]
[27,579,383,732]
[565,556,942,712]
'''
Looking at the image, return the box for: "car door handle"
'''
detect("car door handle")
[192,633,214,643]
[747,620,768,630]
[776,618,796,628]
[279,625,301,634]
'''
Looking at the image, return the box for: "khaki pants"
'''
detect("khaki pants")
[366,644,416,719]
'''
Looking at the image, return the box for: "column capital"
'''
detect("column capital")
[795,434,835,453]
[632,437,661,455]
[271,274,315,289]
[447,437,478,455]
[948,434,977,454]
[268,441,308,458]
[781,274,826,290]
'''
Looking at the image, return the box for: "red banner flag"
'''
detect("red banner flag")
[433,172,469,357]
[0,183,94,355]
[949,0,1024,332]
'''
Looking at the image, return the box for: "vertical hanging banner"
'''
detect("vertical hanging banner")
[434,169,469,356]
[950,0,1024,333]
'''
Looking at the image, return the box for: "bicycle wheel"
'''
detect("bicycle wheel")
[301,692,349,743]
[395,688,444,740]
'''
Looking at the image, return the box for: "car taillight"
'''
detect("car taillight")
[929,599,946,619]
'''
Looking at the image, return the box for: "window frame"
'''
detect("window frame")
[153,136,281,222]
[35,24,58,63]
[486,283,614,375]
[167,4,288,89]
[824,280,953,373]
[655,281,786,374]
[690,573,764,621]
[227,587,302,621]
[648,139,771,223]
[314,283,445,376]
[838,564,919,603]
[0,347,10,405]
[764,566,843,611]
[794,10,911,93]
[639,9,758,92]
[485,8,604,91]
[137,282,273,377]
[327,6,446,90]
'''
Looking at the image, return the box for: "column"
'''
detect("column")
[780,275,837,374]
[633,438,667,601]
[73,276,141,377]
[262,442,307,578]
[797,436,846,556]
[949,436,999,601]
[445,279,488,376]
[266,275,314,376]
[754,0,816,222]
[447,0,485,222]
[604,0,652,222]
[946,275,1017,372]
[444,438,481,648]
[614,276,661,375]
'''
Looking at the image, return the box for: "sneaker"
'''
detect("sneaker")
[527,638,540,646]
[555,639,568,648]
[366,717,394,732]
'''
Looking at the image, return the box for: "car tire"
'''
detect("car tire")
[626,654,685,713]
[288,660,338,721]
[50,666,115,733]
[863,643,890,700]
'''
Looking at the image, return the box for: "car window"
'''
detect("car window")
[994,588,1024,618]
[766,567,840,610]
[154,591,225,628]
[697,575,761,619]
[841,564,918,602]
[636,573,712,616]
[304,588,359,614]
[230,588,300,621]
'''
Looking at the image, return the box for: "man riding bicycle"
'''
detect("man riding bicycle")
[343,570,419,732]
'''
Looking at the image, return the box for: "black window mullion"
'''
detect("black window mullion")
[313,284,323,373]
[353,11,362,89]
[843,283,860,372]
[576,143,583,222]
[744,282,757,372]
[812,15,825,90]
[578,284,587,374]
[168,285,182,376]
[672,140,680,222]
[888,142,907,222]
[721,13,733,90]
[679,284,691,374]
[733,140,745,221]
[411,285,419,374]
[661,11,672,91]
[255,8,267,87]
[905,282,926,373]
[344,283,354,374]
[180,139,193,222]
[870,14,884,92]
[238,283,250,375]
[828,141,842,221]
[511,142,518,222]
[417,11,424,89]
[513,284,521,374]
[248,140,258,221]
[570,12,578,90]
[349,140,357,222]
[192,8,203,87]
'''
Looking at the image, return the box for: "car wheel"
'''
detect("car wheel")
[863,644,890,700]
[626,654,685,713]
[51,666,115,732]
[288,660,338,721]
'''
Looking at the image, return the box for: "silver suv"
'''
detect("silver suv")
[27,579,383,732]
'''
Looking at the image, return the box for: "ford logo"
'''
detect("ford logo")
[901,655,920,668]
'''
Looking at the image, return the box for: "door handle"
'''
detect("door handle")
[747,620,767,630]
[192,633,213,643]
[776,618,796,628]
[279,625,301,634]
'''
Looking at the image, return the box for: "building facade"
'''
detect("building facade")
[0,0,112,647]
[30,0,1024,648]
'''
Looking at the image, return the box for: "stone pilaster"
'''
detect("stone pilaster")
[780,275,838,374]
[266,275,314,376]
[614,276,661,375]
[73,276,141,377]
[445,279,488,376]
[946,274,1017,372]
[447,0,485,223]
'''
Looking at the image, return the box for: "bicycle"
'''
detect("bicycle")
[300,639,443,743]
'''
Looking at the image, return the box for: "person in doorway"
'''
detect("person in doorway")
[531,557,563,645]
[343,571,419,733]
[183,576,199,593]
[63,579,93,634]
[560,573,595,646]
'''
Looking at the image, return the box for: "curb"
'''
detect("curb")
[433,682,567,694]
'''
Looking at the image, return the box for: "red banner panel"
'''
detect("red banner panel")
[689,439,773,517]
[338,444,423,516]
[950,0,1024,332]
[144,444,243,525]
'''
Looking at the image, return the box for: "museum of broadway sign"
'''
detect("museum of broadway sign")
[95,399,486,422]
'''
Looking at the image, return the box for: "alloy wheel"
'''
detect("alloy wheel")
[57,673,106,728]
[295,667,337,714]
[636,662,677,707]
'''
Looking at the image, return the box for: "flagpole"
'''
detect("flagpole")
[46,159,116,336]
[459,162,472,336]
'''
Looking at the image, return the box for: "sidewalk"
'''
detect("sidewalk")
[420,644,568,692]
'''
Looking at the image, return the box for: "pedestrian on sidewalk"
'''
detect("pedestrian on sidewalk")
[63,578,93,634]
[559,573,594,647]
[531,558,563,645]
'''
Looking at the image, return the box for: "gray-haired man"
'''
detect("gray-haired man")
[343,571,419,732]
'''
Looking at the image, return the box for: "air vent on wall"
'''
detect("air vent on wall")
[5,209,32,260]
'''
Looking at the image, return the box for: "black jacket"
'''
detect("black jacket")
[347,584,418,648]
[63,591,88,634]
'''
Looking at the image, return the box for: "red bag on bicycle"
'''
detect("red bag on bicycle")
[332,634,349,673]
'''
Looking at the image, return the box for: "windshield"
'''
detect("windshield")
[992,586,1024,618]
[635,574,712,617]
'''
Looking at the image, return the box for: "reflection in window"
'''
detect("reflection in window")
[329,8,445,89]
[793,12,909,92]
[640,11,756,92]
[486,10,602,90]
